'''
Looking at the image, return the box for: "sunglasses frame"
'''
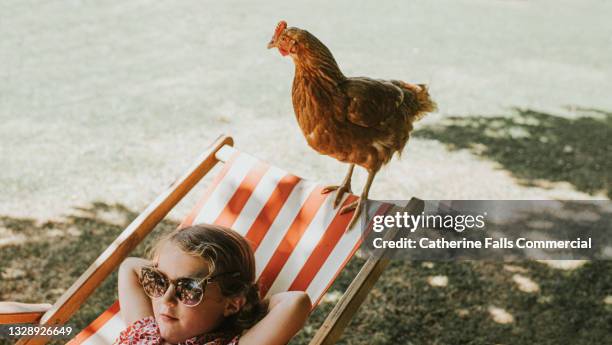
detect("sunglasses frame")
[138,265,240,307]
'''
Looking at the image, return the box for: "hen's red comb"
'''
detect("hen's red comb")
[273,20,287,40]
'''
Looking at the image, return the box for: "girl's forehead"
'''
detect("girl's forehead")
[156,241,210,278]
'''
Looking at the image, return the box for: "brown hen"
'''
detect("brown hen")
[267,21,437,230]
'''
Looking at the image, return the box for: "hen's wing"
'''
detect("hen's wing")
[339,77,405,128]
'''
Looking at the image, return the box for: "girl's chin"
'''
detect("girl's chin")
[158,319,180,334]
[159,327,185,344]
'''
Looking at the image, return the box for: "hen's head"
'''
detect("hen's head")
[267,20,342,79]
[267,20,307,58]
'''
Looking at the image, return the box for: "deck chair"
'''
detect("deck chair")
[1,135,424,345]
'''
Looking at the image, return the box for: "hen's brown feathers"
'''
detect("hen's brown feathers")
[341,77,404,128]
[287,27,436,171]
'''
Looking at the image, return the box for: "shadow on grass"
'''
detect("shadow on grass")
[1,202,611,345]
[295,200,612,345]
[334,260,612,345]
[414,107,612,198]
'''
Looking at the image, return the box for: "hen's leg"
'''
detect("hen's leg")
[322,164,355,208]
[341,168,377,231]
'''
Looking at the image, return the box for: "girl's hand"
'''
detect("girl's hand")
[118,257,155,325]
[240,291,311,345]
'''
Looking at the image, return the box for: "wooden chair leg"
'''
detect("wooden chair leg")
[308,198,424,345]
[15,135,233,345]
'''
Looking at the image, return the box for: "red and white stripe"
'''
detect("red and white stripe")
[68,147,389,344]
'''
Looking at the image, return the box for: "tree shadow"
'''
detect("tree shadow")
[414,107,612,198]
[294,202,612,345]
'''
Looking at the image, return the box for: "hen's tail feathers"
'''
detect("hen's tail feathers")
[393,82,437,160]
[393,81,437,122]
[412,83,437,122]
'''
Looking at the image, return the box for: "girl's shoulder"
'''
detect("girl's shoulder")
[113,315,161,344]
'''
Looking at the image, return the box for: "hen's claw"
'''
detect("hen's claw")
[322,184,352,208]
[321,185,339,194]
[340,199,358,214]
[341,198,362,231]
[322,164,355,208]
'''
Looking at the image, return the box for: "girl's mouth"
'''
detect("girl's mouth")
[161,314,178,322]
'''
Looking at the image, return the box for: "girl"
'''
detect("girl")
[115,224,311,345]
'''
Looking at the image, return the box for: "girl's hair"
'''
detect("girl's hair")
[146,224,266,335]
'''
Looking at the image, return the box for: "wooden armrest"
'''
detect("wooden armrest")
[0,302,53,324]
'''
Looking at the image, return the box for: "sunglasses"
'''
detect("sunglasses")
[139,265,240,307]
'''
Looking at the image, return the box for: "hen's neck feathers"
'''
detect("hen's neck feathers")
[290,31,345,134]
[293,32,345,86]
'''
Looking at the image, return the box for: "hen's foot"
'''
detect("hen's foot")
[322,184,352,208]
[340,198,362,231]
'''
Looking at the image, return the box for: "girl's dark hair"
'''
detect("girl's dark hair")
[147,224,266,335]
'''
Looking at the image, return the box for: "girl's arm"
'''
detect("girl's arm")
[240,291,311,345]
[117,257,154,325]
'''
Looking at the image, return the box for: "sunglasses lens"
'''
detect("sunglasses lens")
[140,268,168,298]
[176,279,204,306]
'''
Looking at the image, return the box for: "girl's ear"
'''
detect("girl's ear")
[223,295,246,317]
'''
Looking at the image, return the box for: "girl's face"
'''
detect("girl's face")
[151,241,229,343]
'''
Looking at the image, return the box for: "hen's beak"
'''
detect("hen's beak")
[267,39,276,49]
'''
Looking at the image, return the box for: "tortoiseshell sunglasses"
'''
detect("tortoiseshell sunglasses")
[139,265,240,307]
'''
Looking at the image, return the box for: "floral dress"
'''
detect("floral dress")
[113,316,239,345]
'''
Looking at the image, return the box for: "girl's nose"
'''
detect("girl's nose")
[161,283,178,307]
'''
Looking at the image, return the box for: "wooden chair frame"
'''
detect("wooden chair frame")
[0,134,424,345]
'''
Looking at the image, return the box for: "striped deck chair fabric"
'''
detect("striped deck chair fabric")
[68,145,391,345]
